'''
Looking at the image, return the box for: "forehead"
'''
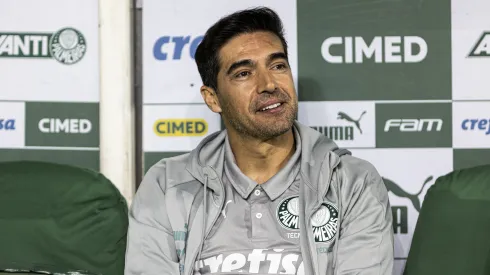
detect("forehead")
[218,31,285,66]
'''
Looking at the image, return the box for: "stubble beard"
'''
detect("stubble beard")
[222,100,298,141]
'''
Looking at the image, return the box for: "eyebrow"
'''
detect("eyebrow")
[267,52,288,64]
[226,59,255,76]
[225,52,288,76]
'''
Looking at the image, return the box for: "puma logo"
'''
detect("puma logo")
[337,111,367,134]
[382,176,433,212]
[221,200,233,218]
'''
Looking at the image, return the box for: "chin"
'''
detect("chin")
[256,122,292,139]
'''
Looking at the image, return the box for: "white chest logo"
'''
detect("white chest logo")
[312,203,338,243]
[277,196,300,230]
[276,196,339,243]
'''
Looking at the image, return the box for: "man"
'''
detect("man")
[125,7,394,275]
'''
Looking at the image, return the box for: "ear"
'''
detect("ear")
[200,85,222,113]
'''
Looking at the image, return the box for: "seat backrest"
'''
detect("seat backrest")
[0,161,129,275]
[403,164,490,275]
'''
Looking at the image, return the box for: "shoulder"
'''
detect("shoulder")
[140,152,197,193]
[336,153,381,182]
[131,152,204,218]
[334,153,388,205]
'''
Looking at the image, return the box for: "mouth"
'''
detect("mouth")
[259,102,283,112]
[257,102,286,115]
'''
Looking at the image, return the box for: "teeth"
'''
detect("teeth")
[261,103,281,111]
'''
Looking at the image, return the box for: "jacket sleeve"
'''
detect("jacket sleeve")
[124,164,181,275]
[334,159,394,275]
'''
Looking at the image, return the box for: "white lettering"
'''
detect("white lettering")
[55,118,68,132]
[282,254,299,274]
[313,226,323,242]
[39,118,50,133]
[221,253,246,272]
[38,118,92,134]
[197,249,304,274]
[279,211,299,228]
[0,35,13,55]
[321,37,343,63]
[267,253,282,273]
[30,35,43,56]
[384,36,402,63]
[69,119,79,133]
[384,118,443,132]
[42,36,48,55]
[80,119,92,133]
[287,232,300,239]
[14,35,29,55]
[404,36,428,62]
[345,37,353,63]
[326,219,337,236]
[203,255,223,273]
[355,36,382,63]
[248,249,266,273]
[0,35,49,56]
[321,36,427,63]
[313,218,338,242]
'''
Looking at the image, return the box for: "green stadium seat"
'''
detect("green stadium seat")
[0,161,128,275]
[404,164,490,275]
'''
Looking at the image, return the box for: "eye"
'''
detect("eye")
[235,71,251,78]
[272,63,288,70]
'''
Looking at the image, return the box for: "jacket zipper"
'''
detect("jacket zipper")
[301,170,321,275]
[306,203,321,275]
[203,168,226,238]
[304,155,338,275]
[186,168,225,275]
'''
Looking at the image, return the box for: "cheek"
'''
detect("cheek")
[274,71,293,83]
[219,92,248,113]
[219,86,253,112]
[276,75,296,92]
[230,98,250,113]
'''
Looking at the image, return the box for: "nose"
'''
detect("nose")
[257,70,277,94]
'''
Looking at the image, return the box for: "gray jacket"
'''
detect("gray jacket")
[124,121,394,275]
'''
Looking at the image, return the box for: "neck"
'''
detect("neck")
[227,127,296,184]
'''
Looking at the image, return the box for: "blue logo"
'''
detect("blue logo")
[0,118,16,130]
[153,35,203,60]
[461,118,490,135]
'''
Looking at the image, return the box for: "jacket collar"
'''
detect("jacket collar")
[184,120,346,196]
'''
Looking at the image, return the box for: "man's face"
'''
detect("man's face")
[202,31,298,140]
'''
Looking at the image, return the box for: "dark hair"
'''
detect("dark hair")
[194,7,288,91]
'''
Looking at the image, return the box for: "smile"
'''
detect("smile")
[260,103,282,111]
